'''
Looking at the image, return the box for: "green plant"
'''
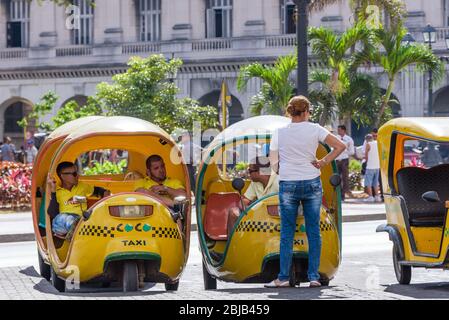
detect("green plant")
[349,159,362,173]
[82,159,128,176]
[235,162,249,171]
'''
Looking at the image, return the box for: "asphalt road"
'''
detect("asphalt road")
[0,220,448,299]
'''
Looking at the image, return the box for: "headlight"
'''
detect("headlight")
[109,205,153,218]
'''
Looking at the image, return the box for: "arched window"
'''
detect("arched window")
[71,0,94,45]
[7,0,30,48]
[280,0,296,34]
[138,0,161,42]
[4,102,24,133]
[206,0,233,38]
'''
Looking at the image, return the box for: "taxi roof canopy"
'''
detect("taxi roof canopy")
[379,118,449,142]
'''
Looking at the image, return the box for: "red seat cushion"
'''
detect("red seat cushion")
[204,192,242,241]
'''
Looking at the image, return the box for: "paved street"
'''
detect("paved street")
[0,220,448,300]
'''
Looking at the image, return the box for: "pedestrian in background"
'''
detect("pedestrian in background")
[26,140,38,165]
[0,137,14,162]
[363,134,381,202]
[266,95,345,288]
[335,125,354,201]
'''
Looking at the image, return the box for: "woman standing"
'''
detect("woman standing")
[266,96,345,288]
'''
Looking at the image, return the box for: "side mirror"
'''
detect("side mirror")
[174,195,187,204]
[422,191,441,203]
[232,178,245,194]
[329,174,342,188]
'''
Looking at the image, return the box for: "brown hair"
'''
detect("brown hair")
[286,96,311,117]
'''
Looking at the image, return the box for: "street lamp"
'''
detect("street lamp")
[293,0,310,96]
[402,33,415,46]
[422,24,436,117]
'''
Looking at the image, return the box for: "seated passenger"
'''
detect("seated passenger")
[134,154,187,210]
[227,156,279,236]
[47,162,110,239]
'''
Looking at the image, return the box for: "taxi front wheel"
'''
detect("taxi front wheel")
[393,244,411,285]
[37,248,50,281]
[51,267,66,292]
[165,281,179,291]
[202,261,217,290]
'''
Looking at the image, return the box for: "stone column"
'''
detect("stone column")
[102,0,123,44]
[237,0,265,37]
[163,0,192,40]
[121,0,139,43]
[30,1,58,47]
[0,2,8,49]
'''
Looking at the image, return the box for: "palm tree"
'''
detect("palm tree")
[237,54,297,115]
[353,25,445,127]
[309,68,384,127]
[308,23,373,95]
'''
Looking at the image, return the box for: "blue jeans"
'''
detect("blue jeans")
[52,213,79,235]
[278,177,323,282]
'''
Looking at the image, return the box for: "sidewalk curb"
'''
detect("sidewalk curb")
[0,214,385,244]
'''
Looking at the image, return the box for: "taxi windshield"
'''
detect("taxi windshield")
[403,139,449,169]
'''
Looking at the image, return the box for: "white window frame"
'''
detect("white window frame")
[280,0,296,34]
[71,0,94,45]
[206,0,233,38]
[139,0,161,42]
[8,0,30,47]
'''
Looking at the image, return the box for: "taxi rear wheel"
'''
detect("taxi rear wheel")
[37,248,51,281]
[393,244,411,285]
[202,261,217,290]
[165,281,179,291]
[123,261,139,292]
[51,267,66,292]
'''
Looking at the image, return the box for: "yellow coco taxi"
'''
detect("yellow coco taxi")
[196,115,342,289]
[32,116,191,292]
[377,118,449,284]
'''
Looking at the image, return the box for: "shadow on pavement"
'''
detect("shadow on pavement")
[384,282,449,299]
[217,285,348,300]
[19,266,41,278]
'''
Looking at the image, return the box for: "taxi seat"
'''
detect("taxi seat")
[204,192,242,241]
[397,164,449,227]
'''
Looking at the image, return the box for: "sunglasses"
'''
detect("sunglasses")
[61,171,78,177]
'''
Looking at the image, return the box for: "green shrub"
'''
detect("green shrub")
[83,159,128,176]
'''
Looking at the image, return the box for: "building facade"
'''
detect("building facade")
[0,0,448,145]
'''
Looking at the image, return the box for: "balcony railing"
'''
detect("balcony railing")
[122,42,161,54]
[192,38,232,51]
[56,46,93,57]
[0,48,29,60]
[265,34,296,47]
[0,28,448,64]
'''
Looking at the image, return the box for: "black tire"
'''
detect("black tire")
[393,244,411,285]
[37,248,51,281]
[51,267,65,292]
[165,281,179,291]
[202,261,217,290]
[122,261,139,292]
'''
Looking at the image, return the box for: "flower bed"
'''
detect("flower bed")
[0,162,32,211]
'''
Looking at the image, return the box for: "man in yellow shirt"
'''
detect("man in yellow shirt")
[227,156,279,236]
[134,155,187,209]
[47,162,110,239]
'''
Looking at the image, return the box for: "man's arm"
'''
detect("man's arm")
[47,193,60,219]
[364,143,371,161]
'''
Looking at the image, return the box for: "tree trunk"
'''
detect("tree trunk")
[375,78,395,128]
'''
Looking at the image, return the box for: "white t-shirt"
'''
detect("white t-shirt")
[335,134,354,160]
[270,122,330,181]
[366,141,380,170]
